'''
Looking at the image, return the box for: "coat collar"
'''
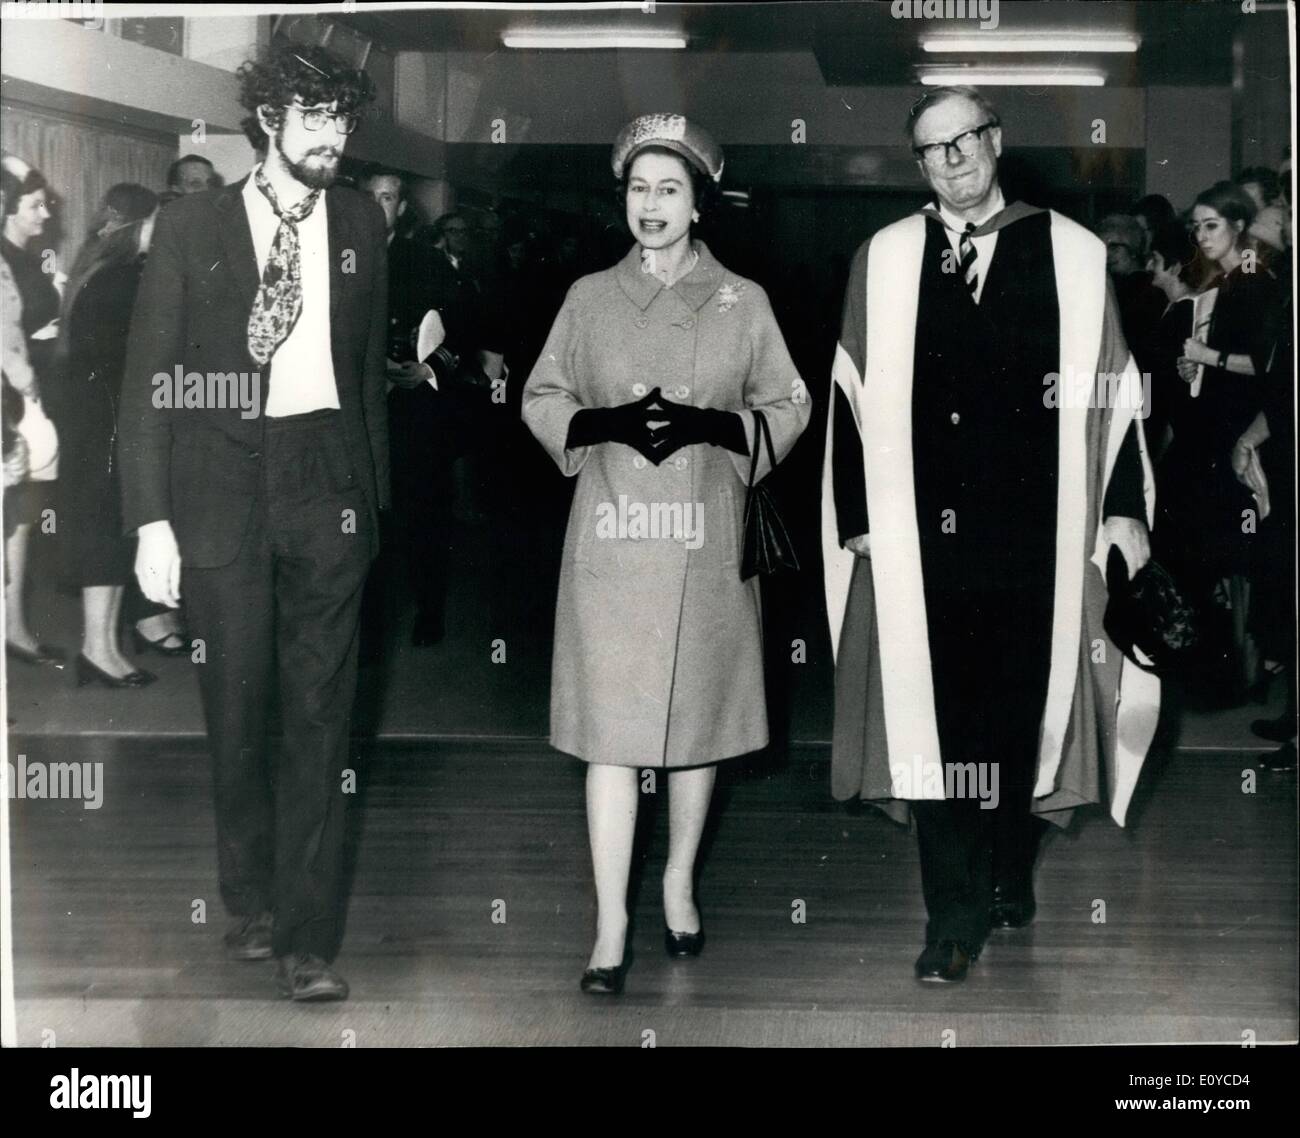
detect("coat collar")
[215,173,346,323]
[615,239,726,313]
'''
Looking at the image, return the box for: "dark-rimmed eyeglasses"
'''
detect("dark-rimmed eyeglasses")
[912,122,998,167]
[284,104,360,135]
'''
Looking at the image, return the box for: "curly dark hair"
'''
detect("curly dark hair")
[615,145,721,225]
[236,43,376,134]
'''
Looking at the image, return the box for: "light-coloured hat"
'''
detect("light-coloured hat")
[612,114,724,182]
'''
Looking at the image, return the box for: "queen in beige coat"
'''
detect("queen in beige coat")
[522,115,809,993]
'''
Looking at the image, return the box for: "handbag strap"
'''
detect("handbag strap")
[745,410,777,492]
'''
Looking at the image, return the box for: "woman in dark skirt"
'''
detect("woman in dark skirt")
[1172,181,1281,699]
[55,184,167,687]
[2,154,64,668]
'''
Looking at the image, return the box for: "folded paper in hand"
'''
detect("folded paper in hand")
[417,309,446,390]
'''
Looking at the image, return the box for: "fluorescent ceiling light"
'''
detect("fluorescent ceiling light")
[919,68,1106,86]
[922,35,1139,53]
[502,31,687,49]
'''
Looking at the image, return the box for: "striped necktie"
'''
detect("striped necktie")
[959,221,979,299]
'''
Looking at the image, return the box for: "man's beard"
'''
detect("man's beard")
[284,150,339,191]
[274,127,340,190]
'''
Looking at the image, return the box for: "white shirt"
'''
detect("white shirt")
[242,169,340,416]
[935,186,1006,305]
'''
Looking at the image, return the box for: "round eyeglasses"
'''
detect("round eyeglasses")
[285,104,360,135]
[912,122,997,168]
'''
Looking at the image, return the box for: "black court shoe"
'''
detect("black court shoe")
[914,939,979,983]
[664,926,705,958]
[75,654,156,689]
[580,949,633,995]
[132,627,192,658]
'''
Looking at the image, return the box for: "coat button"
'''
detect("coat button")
[633,455,647,470]
[635,316,649,329]
[680,317,695,329]
[674,455,689,471]
[950,412,960,425]
[675,385,691,399]
[631,382,647,397]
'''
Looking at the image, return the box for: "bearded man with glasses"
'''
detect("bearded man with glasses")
[120,44,389,1002]
[823,87,1160,983]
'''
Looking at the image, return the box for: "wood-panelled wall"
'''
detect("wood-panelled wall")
[1,101,175,271]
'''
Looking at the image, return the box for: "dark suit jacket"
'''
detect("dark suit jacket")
[118,178,390,568]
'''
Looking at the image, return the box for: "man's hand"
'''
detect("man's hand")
[844,533,871,559]
[1102,516,1151,580]
[4,437,29,488]
[1181,338,1217,367]
[387,360,431,391]
[1175,356,1199,384]
[135,519,182,608]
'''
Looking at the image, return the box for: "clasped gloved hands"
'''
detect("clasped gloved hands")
[566,387,748,465]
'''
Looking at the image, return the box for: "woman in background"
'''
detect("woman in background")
[2,153,64,668]
[1175,181,1281,702]
[56,183,170,688]
[523,115,810,994]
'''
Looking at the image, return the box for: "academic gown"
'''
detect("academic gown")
[822,204,1160,828]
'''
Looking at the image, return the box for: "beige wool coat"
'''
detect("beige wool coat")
[523,240,810,767]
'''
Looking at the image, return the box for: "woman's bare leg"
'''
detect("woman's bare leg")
[4,523,36,650]
[663,764,717,934]
[586,763,639,970]
[82,585,132,676]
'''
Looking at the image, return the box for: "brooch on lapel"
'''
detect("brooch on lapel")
[716,282,746,313]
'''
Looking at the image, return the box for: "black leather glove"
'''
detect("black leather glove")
[566,387,674,463]
[652,397,749,458]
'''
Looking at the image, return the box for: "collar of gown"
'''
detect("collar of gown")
[615,238,725,312]
[918,194,1046,239]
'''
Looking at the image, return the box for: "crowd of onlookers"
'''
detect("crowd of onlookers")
[1089,161,1294,768]
[2,140,1296,766]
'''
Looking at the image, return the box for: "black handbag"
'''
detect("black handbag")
[740,410,799,581]
[1103,546,1199,674]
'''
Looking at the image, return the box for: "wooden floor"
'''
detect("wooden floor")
[5,735,1296,1047]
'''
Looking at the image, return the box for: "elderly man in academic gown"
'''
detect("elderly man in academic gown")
[822,87,1161,983]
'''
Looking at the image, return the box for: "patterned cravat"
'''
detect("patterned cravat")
[959,221,979,299]
[247,165,321,366]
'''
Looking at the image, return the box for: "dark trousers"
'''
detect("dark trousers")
[387,385,455,624]
[183,409,373,960]
[912,582,1053,948]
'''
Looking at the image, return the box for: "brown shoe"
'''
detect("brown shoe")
[223,912,273,961]
[276,953,349,1002]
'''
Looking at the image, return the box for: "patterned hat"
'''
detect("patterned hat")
[611,114,724,182]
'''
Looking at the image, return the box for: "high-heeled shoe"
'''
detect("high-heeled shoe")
[132,628,192,658]
[75,654,157,689]
[580,947,633,995]
[664,926,705,958]
[6,641,67,667]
